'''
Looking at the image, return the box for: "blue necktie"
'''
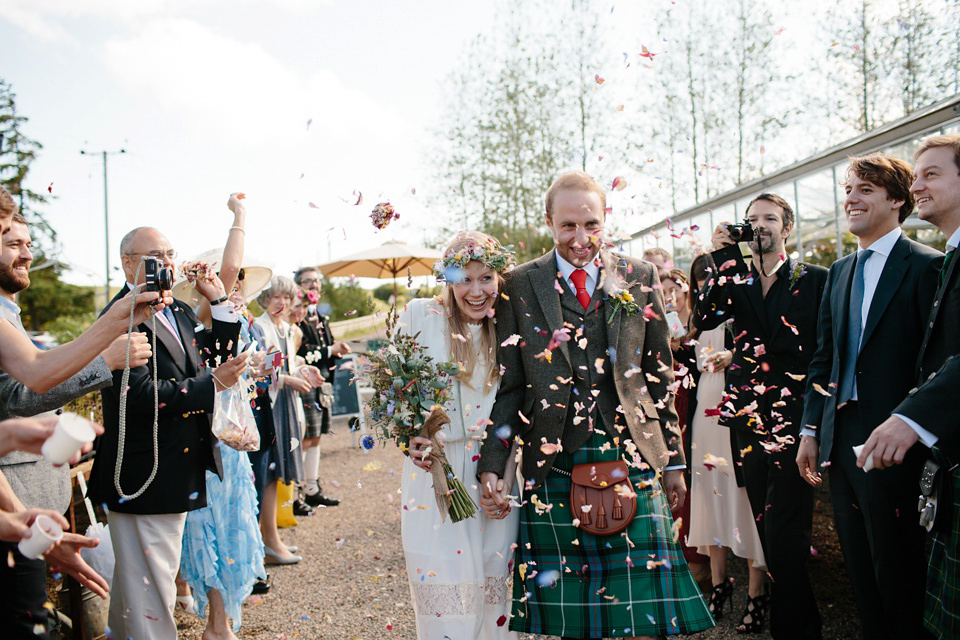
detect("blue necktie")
[160,306,185,353]
[838,249,871,405]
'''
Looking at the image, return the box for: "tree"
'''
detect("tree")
[18,253,97,331]
[320,278,376,321]
[0,78,55,252]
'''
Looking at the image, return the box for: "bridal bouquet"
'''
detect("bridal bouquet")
[358,309,476,522]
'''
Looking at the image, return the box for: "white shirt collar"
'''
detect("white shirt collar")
[947,226,960,252]
[554,249,601,285]
[0,296,21,319]
[858,226,901,257]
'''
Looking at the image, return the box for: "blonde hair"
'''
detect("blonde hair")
[440,231,509,389]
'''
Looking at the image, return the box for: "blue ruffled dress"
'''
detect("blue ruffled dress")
[180,442,267,629]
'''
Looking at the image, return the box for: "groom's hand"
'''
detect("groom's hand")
[480,471,508,510]
[662,469,686,512]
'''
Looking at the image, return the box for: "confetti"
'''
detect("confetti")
[370,202,398,229]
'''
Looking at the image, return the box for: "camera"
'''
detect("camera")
[726,218,755,243]
[143,256,174,295]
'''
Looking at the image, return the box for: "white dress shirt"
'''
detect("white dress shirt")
[555,250,600,297]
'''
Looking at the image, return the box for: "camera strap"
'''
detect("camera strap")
[113,258,162,502]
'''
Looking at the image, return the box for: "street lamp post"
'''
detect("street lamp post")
[80,147,125,306]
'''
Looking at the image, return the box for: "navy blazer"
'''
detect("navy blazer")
[800,234,941,465]
[89,287,239,514]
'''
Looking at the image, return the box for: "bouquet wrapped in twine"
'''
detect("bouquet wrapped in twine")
[358,309,477,522]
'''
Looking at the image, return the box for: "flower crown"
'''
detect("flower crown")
[433,236,516,281]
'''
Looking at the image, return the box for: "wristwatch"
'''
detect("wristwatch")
[210,295,229,306]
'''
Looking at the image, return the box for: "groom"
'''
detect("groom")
[478,171,711,639]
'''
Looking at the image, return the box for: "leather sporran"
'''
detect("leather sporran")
[919,457,954,534]
[318,382,334,409]
[569,460,637,536]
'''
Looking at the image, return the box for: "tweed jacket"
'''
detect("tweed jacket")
[0,357,112,513]
[477,249,681,488]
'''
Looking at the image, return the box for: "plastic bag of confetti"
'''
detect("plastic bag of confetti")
[211,377,261,451]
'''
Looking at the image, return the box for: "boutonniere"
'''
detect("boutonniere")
[608,287,640,323]
[788,261,807,289]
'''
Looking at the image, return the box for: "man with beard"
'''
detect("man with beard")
[0,208,152,638]
[694,194,827,639]
[293,267,349,509]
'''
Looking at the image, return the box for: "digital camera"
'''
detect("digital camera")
[143,256,174,295]
[726,218,755,243]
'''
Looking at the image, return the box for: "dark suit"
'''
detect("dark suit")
[89,286,238,514]
[895,243,960,638]
[695,248,827,640]
[801,233,940,639]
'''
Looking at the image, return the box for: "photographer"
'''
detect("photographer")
[293,267,349,508]
[693,193,827,639]
[88,227,247,640]
[0,213,154,638]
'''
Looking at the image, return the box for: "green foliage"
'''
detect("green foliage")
[373,283,408,303]
[44,311,97,344]
[18,251,96,331]
[321,278,376,321]
[0,78,55,253]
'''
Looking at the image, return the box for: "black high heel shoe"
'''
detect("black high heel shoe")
[735,588,770,634]
[707,576,735,620]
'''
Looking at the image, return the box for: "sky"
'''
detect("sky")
[0,0,509,294]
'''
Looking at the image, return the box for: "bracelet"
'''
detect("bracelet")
[210,295,229,306]
[229,226,245,233]
[211,371,227,389]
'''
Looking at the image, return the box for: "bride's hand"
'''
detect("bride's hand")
[409,436,433,471]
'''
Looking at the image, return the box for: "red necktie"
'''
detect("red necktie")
[570,268,591,310]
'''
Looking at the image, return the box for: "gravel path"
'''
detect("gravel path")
[173,418,859,639]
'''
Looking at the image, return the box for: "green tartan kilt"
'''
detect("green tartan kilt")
[510,431,714,637]
[924,467,960,638]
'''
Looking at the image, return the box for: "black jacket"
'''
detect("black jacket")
[89,287,239,514]
[694,247,827,437]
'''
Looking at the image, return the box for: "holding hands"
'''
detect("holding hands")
[479,471,512,520]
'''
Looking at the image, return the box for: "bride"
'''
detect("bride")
[398,230,519,639]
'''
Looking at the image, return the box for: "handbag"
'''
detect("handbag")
[318,382,334,409]
[919,455,954,533]
[569,460,637,536]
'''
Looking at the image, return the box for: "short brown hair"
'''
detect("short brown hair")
[915,134,960,174]
[642,247,672,264]
[0,186,16,220]
[746,192,795,230]
[846,152,915,222]
[544,170,606,219]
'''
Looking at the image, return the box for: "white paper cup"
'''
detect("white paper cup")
[18,514,63,559]
[41,413,96,465]
[852,444,876,472]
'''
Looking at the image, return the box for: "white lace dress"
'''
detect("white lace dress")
[398,298,519,640]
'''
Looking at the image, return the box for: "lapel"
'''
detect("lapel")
[172,303,200,373]
[528,251,571,366]
[598,250,625,352]
[861,236,909,350]
[743,265,769,335]
[767,256,800,343]
[126,284,188,375]
[920,244,960,357]
[834,253,857,354]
